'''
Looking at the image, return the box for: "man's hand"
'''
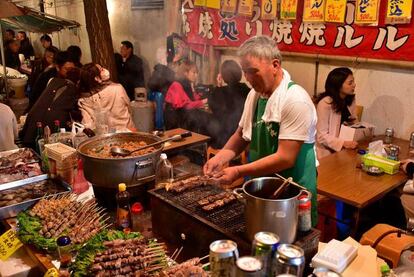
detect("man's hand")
[203,155,225,176]
[212,166,241,186]
[401,159,414,173]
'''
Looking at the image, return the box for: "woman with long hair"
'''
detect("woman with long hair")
[164,60,207,130]
[316,67,358,159]
[78,63,134,131]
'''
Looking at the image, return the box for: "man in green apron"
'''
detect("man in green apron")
[204,36,318,225]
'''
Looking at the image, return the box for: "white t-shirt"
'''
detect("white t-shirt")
[239,69,317,143]
[0,103,18,151]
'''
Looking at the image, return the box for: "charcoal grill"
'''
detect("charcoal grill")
[150,183,320,263]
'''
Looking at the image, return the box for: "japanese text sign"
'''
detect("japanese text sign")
[355,0,381,24]
[325,0,347,23]
[303,0,326,22]
[238,0,254,16]
[386,0,413,24]
[0,229,23,261]
[183,0,414,62]
[261,0,278,20]
[280,0,299,20]
[221,0,238,13]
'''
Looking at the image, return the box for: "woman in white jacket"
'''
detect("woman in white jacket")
[316,67,358,159]
[78,63,134,131]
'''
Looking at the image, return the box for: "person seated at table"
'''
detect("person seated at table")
[207,60,250,148]
[67,45,82,68]
[21,66,80,150]
[164,59,207,131]
[40,34,54,50]
[316,67,359,159]
[5,39,20,70]
[401,159,414,219]
[0,103,18,151]
[28,51,74,111]
[16,31,34,59]
[78,63,134,131]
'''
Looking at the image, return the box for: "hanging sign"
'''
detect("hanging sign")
[325,0,347,23]
[355,0,381,25]
[0,229,23,261]
[280,0,299,20]
[238,0,254,16]
[303,0,326,22]
[385,0,413,24]
[261,0,278,20]
[221,0,238,13]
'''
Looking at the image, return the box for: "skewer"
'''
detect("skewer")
[173,246,183,260]
[200,254,209,262]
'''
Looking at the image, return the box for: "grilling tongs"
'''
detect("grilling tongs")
[110,131,192,157]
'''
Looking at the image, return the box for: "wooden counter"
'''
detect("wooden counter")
[317,136,411,233]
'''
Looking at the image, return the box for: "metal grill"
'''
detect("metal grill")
[152,185,246,235]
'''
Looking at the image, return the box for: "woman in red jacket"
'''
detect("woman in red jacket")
[164,60,207,131]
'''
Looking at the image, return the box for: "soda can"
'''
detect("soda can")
[309,267,342,277]
[236,256,264,277]
[209,239,239,277]
[252,231,279,276]
[409,132,414,148]
[274,244,305,277]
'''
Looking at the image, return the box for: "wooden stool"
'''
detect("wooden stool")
[360,223,414,267]
[207,146,247,189]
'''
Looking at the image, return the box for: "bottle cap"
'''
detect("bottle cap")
[131,202,144,214]
[118,183,126,192]
[358,149,367,155]
[160,153,167,159]
[60,128,66,133]
[56,236,71,246]
[298,195,311,209]
[380,264,390,273]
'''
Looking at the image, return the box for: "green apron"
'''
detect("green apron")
[250,82,318,226]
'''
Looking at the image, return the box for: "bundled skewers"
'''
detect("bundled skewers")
[18,193,110,251]
[165,175,217,193]
[160,257,208,276]
[70,230,168,277]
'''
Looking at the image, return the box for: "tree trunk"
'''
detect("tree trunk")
[83,0,117,82]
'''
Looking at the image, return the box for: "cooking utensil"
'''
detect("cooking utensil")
[78,132,164,188]
[233,176,309,243]
[110,131,192,157]
[270,177,292,199]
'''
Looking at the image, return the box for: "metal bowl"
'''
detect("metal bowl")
[77,132,163,188]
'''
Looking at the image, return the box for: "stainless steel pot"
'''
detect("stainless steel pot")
[77,132,163,188]
[233,176,310,243]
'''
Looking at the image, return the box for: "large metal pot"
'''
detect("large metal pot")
[77,132,163,188]
[233,176,310,243]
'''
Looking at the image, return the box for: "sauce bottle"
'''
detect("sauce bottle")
[116,183,131,230]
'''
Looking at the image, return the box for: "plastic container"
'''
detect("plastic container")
[73,159,89,194]
[361,153,400,175]
[116,183,131,230]
[155,153,173,189]
[131,202,145,232]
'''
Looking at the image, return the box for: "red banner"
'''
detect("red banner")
[182,0,414,61]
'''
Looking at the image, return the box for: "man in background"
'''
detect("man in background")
[114,40,145,101]
[5,39,20,70]
[16,31,34,59]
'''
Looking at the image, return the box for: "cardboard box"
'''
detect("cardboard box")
[339,122,375,142]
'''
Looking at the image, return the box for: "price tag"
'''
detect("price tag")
[0,229,23,261]
[44,268,59,277]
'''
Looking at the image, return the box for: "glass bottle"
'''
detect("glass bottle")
[155,153,174,189]
[116,183,131,230]
[34,122,43,154]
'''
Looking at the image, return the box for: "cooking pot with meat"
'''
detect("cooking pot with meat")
[77,132,163,188]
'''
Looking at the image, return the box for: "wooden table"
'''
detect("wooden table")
[163,128,210,163]
[317,136,411,234]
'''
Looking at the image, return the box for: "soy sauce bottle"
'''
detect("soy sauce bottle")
[116,183,131,230]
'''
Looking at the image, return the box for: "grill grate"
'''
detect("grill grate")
[152,185,246,235]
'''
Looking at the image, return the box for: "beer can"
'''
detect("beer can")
[409,132,414,148]
[274,244,305,277]
[236,256,264,277]
[252,231,279,276]
[310,267,342,277]
[209,239,239,277]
